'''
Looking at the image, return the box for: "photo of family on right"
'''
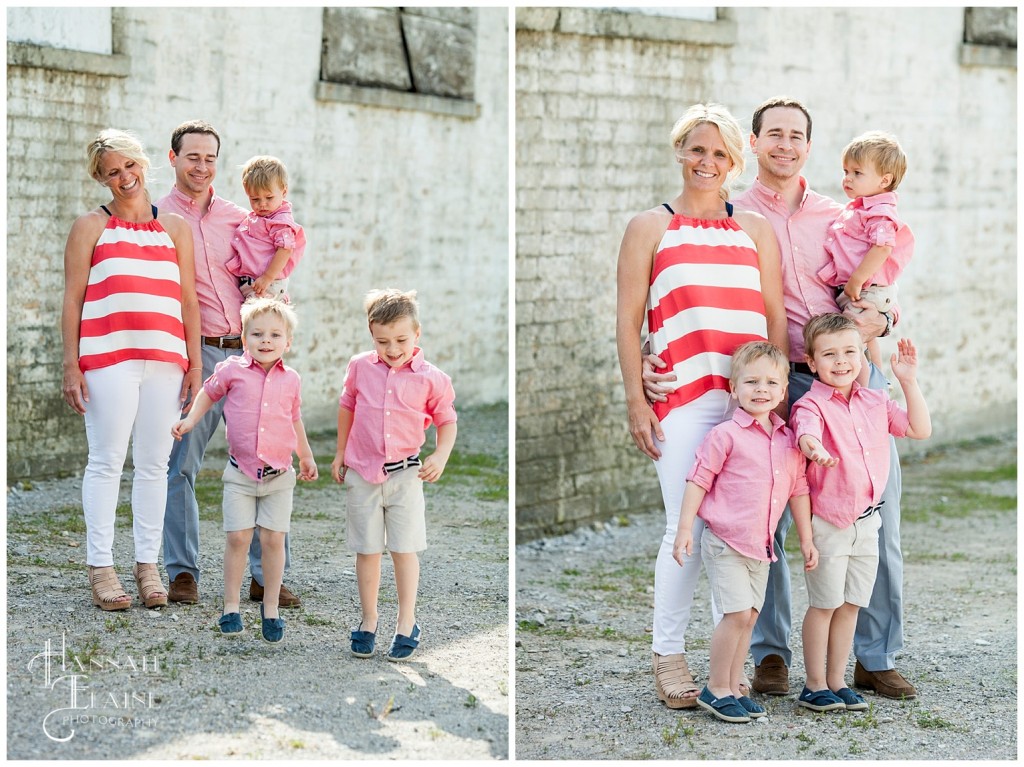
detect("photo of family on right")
[515,6,1016,761]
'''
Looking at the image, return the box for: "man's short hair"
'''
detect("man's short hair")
[842,131,908,191]
[751,96,812,141]
[803,313,859,357]
[241,156,289,193]
[365,288,419,329]
[240,296,298,337]
[171,120,221,156]
[729,341,789,386]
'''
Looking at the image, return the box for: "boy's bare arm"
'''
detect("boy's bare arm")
[331,406,354,483]
[419,421,457,483]
[171,389,214,440]
[845,244,893,302]
[254,246,293,295]
[788,494,818,571]
[292,417,318,481]
[672,481,706,565]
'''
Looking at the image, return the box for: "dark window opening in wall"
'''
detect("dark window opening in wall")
[319,7,479,116]
[960,7,1016,68]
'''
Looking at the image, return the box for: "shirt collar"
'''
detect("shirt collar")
[809,377,865,401]
[856,191,898,209]
[750,175,811,210]
[369,347,425,371]
[732,406,785,434]
[240,350,286,373]
[166,184,223,215]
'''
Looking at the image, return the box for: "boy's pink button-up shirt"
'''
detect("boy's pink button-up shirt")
[791,379,910,528]
[687,409,809,562]
[155,185,248,336]
[820,192,914,288]
[203,353,302,481]
[339,348,457,484]
[227,200,306,280]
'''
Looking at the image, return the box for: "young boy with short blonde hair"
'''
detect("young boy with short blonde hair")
[673,341,815,723]
[331,288,457,662]
[172,297,318,644]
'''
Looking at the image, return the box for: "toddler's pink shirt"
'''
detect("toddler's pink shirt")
[687,408,809,562]
[202,353,303,481]
[791,379,910,529]
[819,192,914,288]
[227,200,306,280]
[339,348,457,484]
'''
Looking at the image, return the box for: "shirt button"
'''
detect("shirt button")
[386,411,390,416]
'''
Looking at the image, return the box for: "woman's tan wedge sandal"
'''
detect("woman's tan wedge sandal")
[654,652,701,709]
[88,565,132,611]
[132,563,168,608]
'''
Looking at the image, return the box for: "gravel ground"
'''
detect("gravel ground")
[515,433,1017,761]
[7,404,509,760]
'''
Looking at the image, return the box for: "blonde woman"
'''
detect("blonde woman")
[615,103,788,708]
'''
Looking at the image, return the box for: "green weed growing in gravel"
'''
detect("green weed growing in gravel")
[464,693,479,708]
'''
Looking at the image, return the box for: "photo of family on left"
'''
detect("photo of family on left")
[7,7,509,760]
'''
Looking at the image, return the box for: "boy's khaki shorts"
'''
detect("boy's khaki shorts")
[345,467,426,554]
[804,511,882,609]
[701,527,769,614]
[221,463,295,533]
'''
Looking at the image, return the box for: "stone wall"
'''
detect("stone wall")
[515,7,1017,540]
[7,7,509,480]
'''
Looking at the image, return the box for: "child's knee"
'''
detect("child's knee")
[226,529,253,549]
[258,527,286,548]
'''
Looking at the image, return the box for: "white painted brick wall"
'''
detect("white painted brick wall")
[515,6,1016,539]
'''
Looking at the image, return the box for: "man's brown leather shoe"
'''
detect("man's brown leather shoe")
[853,661,917,699]
[751,653,790,695]
[249,578,301,608]
[167,572,198,604]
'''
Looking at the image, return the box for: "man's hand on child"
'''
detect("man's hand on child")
[672,531,692,565]
[890,338,918,382]
[799,435,839,468]
[418,455,447,483]
[330,455,346,484]
[298,457,318,481]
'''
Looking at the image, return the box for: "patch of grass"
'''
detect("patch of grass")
[945,464,1016,482]
[464,693,478,708]
[303,614,333,627]
[916,712,958,730]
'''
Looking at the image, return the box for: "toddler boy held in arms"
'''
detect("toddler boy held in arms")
[331,288,457,662]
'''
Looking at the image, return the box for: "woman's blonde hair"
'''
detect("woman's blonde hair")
[87,129,150,182]
[670,103,745,200]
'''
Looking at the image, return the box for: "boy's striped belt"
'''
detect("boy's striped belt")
[229,455,285,479]
[858,500,885,520]
[383,455,421,475]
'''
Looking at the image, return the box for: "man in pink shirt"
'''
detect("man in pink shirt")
[159,121,301,608]
[645,96,913,699]
[790,313,930,711]
[672,341,815,723]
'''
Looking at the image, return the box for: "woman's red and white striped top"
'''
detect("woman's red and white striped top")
[647,213,768,421]
[78,213,188,372]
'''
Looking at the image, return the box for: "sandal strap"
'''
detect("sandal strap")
[89,566,129,602]
[654,653,700,696]
[133,563,165,597]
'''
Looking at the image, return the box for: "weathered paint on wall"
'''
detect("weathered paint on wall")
[515,7,1017,540]
[7,7,509,480]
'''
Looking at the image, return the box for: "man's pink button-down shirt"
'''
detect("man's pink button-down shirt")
[733,178,844,361]
[687,409,809,562]
[820,192,914,288]
[791,379,910,528]
[156,185,247,336]
[202,353,302,481]
[339,348,457,484]
[227,200,306,280]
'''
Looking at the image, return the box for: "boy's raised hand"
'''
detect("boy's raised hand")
[799,434,839,468]
[890,338,919,382]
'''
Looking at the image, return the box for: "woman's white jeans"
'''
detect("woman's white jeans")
[82,360,184,567]
[651,389,732,656]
